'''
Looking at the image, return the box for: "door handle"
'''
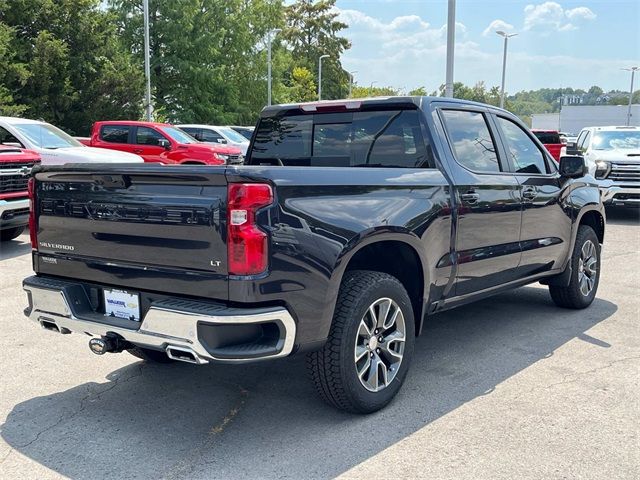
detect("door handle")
[522,187,537,200]
[460,191,480,204]
[133,149,144,154]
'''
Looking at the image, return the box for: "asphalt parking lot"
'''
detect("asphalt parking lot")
[0,208,638,480]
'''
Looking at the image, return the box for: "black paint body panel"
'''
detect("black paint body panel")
[29,97,605,352]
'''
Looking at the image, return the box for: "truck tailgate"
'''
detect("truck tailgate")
[32,165,229,300]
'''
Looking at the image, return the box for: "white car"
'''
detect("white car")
[0,117,143,165]
[178,124,250,156]
[573,125,640,207]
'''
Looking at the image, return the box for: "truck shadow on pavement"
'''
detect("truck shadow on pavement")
[1,287,617,479]
[0,235,31,261]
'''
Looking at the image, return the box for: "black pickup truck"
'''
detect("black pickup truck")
[23,97,605,413]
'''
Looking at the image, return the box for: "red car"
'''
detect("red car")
[0,146,40,241]
[80,121,243,165]
[531,129,563,162]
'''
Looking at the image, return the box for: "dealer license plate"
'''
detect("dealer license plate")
[103,288,141,322]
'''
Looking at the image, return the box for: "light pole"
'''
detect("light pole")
[369,81,378,96]
[496,30,518,109]
[318,55,330,100]
[622,66,638,126]
[348,70,357,97]
[444,0,456,97]
[267,28,281,106]
[143,0,153,121]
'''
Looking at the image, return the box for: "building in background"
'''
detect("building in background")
[532,105,639,134]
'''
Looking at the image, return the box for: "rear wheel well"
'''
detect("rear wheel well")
[344,241,424,335]
[579,210,604,243]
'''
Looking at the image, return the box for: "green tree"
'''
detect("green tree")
[1,0,144,134]
[408,87,428,96]
[0,22,29,116]
[111,0,283,124]
[350,85,399,98]
[283,66,317,102]
[282,0,351,100]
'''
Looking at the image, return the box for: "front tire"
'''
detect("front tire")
[307,270,415,414]
[549,225,601,309]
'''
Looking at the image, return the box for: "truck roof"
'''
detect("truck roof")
[260,96,509,116]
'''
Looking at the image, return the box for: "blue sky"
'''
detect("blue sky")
[334,0,639,93]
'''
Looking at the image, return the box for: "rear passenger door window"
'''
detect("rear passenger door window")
[100,125,130,143]
[440,109,500,173]
[496,117,548,174]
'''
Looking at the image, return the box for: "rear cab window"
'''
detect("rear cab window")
[100,125,130,143]
[248,108,435,168]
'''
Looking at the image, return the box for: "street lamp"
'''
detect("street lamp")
[622,66,638,126]
[496,30,518,109]
[349,70,358,97]
[369,81,378,96]
[143,0,153,121]
[318,54,330,100]
[267,28,281,106]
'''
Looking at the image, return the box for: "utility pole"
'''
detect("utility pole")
[444,0,455,97]
[318,55,329,100]
[267,29,281,106]
[496,31,518,109]
[622,66,638,126]
[143,0,152,121]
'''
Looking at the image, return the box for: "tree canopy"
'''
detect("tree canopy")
[0,0,637,134]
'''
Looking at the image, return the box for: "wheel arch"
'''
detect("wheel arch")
[325,231,429,339]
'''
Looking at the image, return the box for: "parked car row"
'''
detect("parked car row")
[0,116,255,167]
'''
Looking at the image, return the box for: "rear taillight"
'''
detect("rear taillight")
[227,183,273,275]
[28,176,37,249]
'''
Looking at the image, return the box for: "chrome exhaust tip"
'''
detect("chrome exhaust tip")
[165,346,207,364]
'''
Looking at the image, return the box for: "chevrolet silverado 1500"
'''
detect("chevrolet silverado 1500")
[23,97,605,413]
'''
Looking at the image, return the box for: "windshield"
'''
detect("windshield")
[220,127,249,144]
[13,123,82,149]
[232,127,254,140]
[592,131,640,150]
[161,126,197,144]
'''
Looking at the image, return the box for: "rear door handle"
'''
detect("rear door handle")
[522,187,537,200]
[460,191,480,204]
[133,149,144,154]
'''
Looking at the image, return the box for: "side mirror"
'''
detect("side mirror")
[157,138,171,150]
[217,138,227,144]
[559,155,587,178]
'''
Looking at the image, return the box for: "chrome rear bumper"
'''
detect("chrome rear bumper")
[23,276,296,364]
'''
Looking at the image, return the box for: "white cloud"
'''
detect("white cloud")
[335,7,626,95]
[565,6,597,21]
[482,19,515,37]
[523,2,596,32]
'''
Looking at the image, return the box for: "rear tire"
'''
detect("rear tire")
[127,346,174,363]
[0,226,25,242]
[307,270,415,414]
[549,225,600,309]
